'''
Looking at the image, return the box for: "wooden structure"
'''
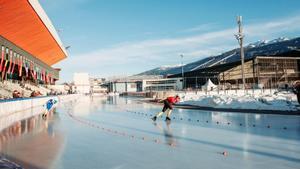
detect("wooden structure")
[169,53,300,89]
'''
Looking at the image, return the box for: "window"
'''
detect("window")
[146,79,177,85]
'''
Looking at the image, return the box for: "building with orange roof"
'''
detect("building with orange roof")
[0,0,68,84]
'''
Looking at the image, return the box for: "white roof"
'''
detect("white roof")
[29,0,68,57]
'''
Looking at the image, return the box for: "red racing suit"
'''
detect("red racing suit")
[162,96,180,112]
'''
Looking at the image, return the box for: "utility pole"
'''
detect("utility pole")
[180,54,184,90]
[235,16,245,91]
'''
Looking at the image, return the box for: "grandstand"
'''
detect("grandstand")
[0,1,67,99]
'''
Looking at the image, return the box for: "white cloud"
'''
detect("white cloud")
[181,23,218,33]
[56,14,300,82]
[245,15,300,37]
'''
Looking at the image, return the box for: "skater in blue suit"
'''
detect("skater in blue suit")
[43,99,57,118]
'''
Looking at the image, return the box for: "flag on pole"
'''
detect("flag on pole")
[33,63,37,80]
[7,50,12,74]
[46,71,49,84]
[31,61,34,78]
[30,61,34,80]
[45,71,47,83]
[25,58,29,77]
[10,52,16,74]
[30,60,33,71]
[39,67,42,81]
[42,68,45,82]
[0,46,4,72]
[48,73,51,84]
[2,48,9,80]
[38,67,41,81]
[36,66,39,80]
[19,55,23,77]
[41,68,44,82]
[49,73,53,84]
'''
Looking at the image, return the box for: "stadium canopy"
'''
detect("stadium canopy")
[0,0,67,66]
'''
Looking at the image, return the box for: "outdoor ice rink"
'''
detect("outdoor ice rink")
[1,96,300,169]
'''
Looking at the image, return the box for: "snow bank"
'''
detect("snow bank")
[178,91,298,111]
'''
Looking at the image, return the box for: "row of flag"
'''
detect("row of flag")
[0,46,54,84]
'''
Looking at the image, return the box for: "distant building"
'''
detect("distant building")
[108,81,137,93]
[73,73,90,94]
[107,77,183,93]
[219,56,300,89]
[169,54,300,89]
[141,78,183,91]
[90,78,107,94]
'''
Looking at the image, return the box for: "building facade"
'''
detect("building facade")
[73,73,90,94]
[108,81,137,93]
[219,56,300,89]
[141,78,183,91]
[90,78,107,94]
[107,77,183,93]
[169,54,300,90]
[0,0,67,84]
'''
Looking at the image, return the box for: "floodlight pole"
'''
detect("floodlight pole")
[235,16,246,91]
[181,54,184,90]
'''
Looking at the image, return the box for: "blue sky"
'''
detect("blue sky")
[40,0,300,82]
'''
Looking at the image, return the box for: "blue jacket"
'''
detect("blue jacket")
[46,100,54,110]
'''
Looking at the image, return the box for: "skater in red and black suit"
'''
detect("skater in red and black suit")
[151,95,180,121]
[293,82,300,104]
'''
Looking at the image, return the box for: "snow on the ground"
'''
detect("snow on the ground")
[178,90,298,111]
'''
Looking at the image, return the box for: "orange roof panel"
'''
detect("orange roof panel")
[0,0,67,66]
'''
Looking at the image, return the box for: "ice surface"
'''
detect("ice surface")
[0,96,299,169]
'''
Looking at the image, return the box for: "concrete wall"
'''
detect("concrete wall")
[0,104,45,131]
[0,94,78,131]
[126,83,137,92]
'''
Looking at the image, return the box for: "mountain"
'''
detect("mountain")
[246,37,290,48]
[137,65,183,76]
[137,37,300,76]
